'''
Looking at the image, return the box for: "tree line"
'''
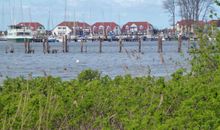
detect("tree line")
[163,0,214,33]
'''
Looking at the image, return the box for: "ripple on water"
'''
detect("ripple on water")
[0,41,191,83]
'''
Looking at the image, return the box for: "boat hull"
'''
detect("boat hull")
[7,38,33,43]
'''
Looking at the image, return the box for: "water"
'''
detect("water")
[0,40,190,83]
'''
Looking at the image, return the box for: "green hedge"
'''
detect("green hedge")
[1,68,220,129]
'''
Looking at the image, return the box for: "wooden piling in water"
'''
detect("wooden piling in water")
[43,38,50,54]
[157,35,163,53]
[178,34,182,53]
[46,38,50,53]
[63,35,68,53]
[43,38,46,53]
[138,37,142,53]
[5,45,14,54]
[24,39,27,53]
[119,38,123,53]
[99,38,103,53]
[80,40,84,53]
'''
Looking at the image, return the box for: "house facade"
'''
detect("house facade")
[91,22,121,36]
[52,21,91,37]
[121,22,153,37]
[17,22,46,36]
[176,20,205,35]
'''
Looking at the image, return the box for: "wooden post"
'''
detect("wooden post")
[24,38,27,53]
[99,38,102,53]
[63,35,68,53]
[80,40,84,53]
[27,40,30,53]
[46,38,50,53]
[43,38,50,54]
[158,35,163,53]
[43,38,46,54]
[138,37,142,53]
[178,34,182,53]
[119,38,122,53]
[65,35,68,52]
[10,47,14,53]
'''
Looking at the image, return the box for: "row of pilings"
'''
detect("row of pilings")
[5,35,184,54]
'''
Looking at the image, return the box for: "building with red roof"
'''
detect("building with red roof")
[209,20,220,29]
[121,22,153,36]
[52,21,91,37]
[17,22,46,36]
[91,22,121,36]
[176,19,206,34]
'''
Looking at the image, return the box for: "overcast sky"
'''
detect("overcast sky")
[0,0,218,30]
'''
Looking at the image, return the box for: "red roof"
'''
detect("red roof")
[177,20,205,26]
[209,20,220,27]
[17,22,44,31]
[57,21,90,29]
[122,22,152,32]
[92,22,119,32]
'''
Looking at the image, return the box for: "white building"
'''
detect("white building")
[52,21,91,37]
[121,22,154,37]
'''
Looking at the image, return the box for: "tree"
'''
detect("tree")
[163,0,176,34]
[177,0,213,21]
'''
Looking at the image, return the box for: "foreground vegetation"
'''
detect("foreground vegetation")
[1,13,220,130]
[0,66,220,129]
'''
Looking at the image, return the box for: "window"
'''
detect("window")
[99,26,104,30]
[126,25,129,30]
[139,25,144,30]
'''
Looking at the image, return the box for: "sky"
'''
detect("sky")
[0,0,218,31]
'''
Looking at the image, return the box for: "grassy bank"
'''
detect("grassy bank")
[1,67,220,129]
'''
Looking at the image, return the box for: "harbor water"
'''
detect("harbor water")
[0,41,191,83]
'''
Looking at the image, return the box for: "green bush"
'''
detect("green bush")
[1,67,220,129]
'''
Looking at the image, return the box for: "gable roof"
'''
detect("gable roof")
[57,21,90,29]
[209,20,220,27]
[17,22,44,31]
[122,22,152,31]
[92,22,119,28]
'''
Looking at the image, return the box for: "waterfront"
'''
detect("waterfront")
[0,41,190,83]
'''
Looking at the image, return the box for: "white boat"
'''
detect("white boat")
[0,35,7,41]
[6,25,33,42]
[48,36,58,42]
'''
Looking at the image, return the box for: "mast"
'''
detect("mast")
[9,0,13,25]
[12,0,16,25]
[64,0,67,21]
[1,0,5,31]
[20,0,23,22]
[73,8,76,36]
[48,9,51,31]
[102,9,105,37]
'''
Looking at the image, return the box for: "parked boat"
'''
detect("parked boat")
[48,36,58,42]
[6,25,33,42]
[0,35,7,41]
